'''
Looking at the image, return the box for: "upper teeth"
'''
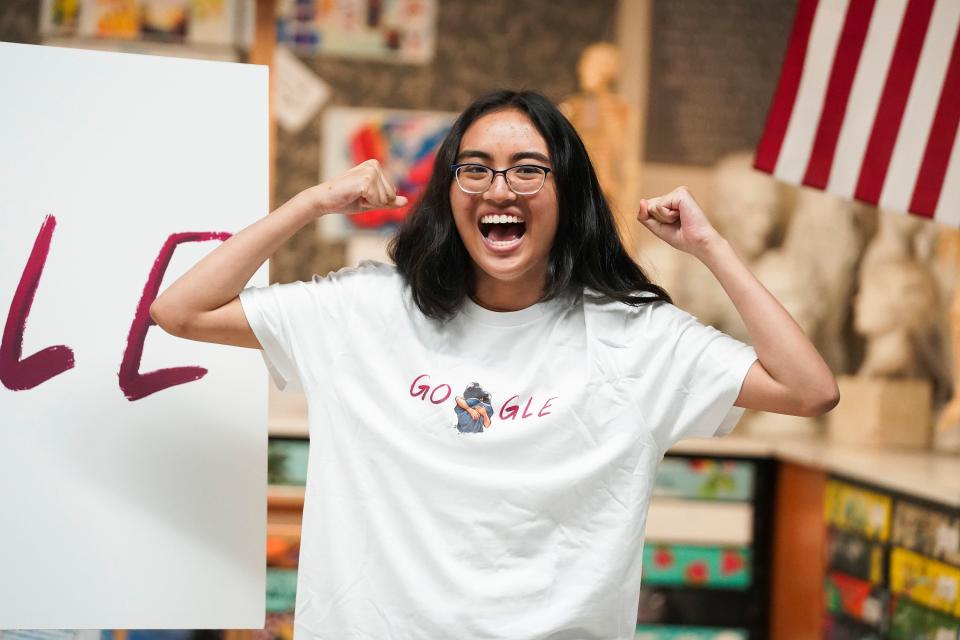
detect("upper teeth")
[480,214,523,224]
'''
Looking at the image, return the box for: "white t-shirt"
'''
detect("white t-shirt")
[239,259,757,640]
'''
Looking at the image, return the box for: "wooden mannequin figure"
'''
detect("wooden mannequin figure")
[559,42,641,256]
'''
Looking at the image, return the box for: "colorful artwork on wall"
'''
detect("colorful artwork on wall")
[266,568,298,613]
[889,547,960,617]
[824,571,889,629]
[826,528,886,585]
[319,106,456,239]
[653,457,755,502]
[39,0,250,51]
[642,544,751,589]
[268,437,309,486]
[892,500,960,567]
[634,626,748,640]
[267,533,301,569]
[276,0,436,64]
[825,479,893,542]
[890,595,960,639]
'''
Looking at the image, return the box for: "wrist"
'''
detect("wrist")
[300,184,331,219]
[693,233,732,267]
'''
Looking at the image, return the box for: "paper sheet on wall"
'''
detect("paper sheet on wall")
[274,44,331,134]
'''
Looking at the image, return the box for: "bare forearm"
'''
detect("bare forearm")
[695,237,838,403]
[153,188,319,317]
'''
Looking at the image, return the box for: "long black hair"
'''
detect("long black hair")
[387,89,672,323]
[462,382,491,405]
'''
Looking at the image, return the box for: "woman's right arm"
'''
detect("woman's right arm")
[149,159,406,349]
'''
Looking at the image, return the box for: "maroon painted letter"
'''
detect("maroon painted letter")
[119,231,231,401]
[0,215,76,390]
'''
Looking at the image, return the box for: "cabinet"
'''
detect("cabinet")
[636,454,776,639]
[823,475,960,639]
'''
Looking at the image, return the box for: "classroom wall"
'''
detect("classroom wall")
[272,0,617,282]
[0,0,41,44]
[1,0,618,284]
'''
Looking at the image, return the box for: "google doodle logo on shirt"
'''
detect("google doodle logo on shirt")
[453,382,492,434]
[408,373,557,435]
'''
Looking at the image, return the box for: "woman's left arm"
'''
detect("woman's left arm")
[638,186,840,418]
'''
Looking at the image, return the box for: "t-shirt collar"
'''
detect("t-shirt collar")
[460,290,573,327]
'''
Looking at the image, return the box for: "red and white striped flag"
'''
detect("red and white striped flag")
[754,0,960,225]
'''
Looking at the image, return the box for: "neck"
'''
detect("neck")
[471,269,547,312]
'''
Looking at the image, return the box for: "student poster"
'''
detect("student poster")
[276,0,437,64]
[0,41,268,628]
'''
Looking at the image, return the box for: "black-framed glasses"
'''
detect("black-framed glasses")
[451,163,552,195]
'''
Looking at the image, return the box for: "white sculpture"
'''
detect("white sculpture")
[854,210,946,383]
[639,151,788,345]
[740,187,874,437]
[823,210,946,449]
[704,152,789,337]
[854,259,939,377]
[636,151,820,436]
[710,152,790,262]
[780,188,877,373]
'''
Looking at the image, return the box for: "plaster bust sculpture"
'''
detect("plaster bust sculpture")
[709,152,789,262]
[854,211,942,379]
[781,188,877,373]
[854,260,939,377]
[682,151,789,339]
[636,151,789,349]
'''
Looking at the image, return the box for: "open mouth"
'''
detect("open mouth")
[478,214,527,244]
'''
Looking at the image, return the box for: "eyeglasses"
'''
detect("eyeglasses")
[451,163,552,195]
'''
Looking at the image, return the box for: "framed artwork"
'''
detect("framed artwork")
[634,627,748,640]
[318,105,456,241]
[38,0,253,57]
[276,0,436,64]
[268,437,309,486]
[642,544,752,589]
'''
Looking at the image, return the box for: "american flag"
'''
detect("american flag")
[754,0,960,225]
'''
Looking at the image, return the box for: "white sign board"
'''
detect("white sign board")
[0,42,269,628]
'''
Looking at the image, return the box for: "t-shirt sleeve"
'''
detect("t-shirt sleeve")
[643,302,758,453]
[238,279,314,392]
[238,262,378,392]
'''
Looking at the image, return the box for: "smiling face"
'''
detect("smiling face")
[450,108,560,301]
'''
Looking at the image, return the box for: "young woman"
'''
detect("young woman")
[151,90,838,639]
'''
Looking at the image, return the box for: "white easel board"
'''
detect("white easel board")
[0,41,269,628]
